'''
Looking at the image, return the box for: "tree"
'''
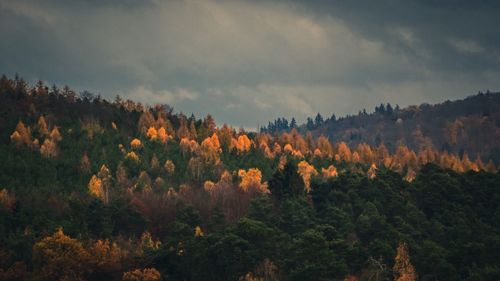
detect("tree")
[37,116,49,135]
[204,114,216,134]
[157,127,169,144]
[393,242,416,281]
[131,138,142,149]
[367,163,377,179]
[138,111,155,135]
[297,161,318,193]
[97,164,113,203]
[32,228,91,281]
[122,268,161,281]
[315,113,324,126]
[164,160,175,175]
[40,138,58,158]
[11,121,31,147]
[238,168,269,194]
[50,127,62,142]
[146,127,158,141]
[89,239,123,275]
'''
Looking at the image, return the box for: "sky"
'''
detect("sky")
[1,0,500,129]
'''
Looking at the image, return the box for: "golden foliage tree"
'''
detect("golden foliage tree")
[393,242,416,281]
[88,175,104,201]
[37,115,49,135]
[126,151,140,162]
[157,127,169,144]
[321,165,338,179]
[297,161,318,192]
[238,168,269,193]
[200,134,222,166]
[40,138,58,158]
[337,142,352,162]
[232,134,252,152]
[32,228,91,281]
[367,163,378,179]
[317,135,333,157]
[194,226,204,237]
[9,131,22,147]
[11,121,31,147]
[122,268,161,281]
[49,127,62,142]
[130,138,142,149]
[146,127,158,141]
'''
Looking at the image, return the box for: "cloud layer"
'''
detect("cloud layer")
[1,0,499,128]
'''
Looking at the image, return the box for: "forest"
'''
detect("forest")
[262,91,500,164]
[0,75,499,281]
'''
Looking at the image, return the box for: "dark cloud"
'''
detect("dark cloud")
[0,0,499,128]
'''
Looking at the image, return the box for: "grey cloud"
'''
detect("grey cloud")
[0,0,499,128]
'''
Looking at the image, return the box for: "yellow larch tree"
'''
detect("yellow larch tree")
[194,226,204,237]
[10,131,22,147]
[322,165,338,179]
[200,134,222,166]
[40,138,58,158]
[146,126,158,141]
[337,142,352,162]
[393,242,417,281]
[126,151,140,162]
[49,127,62,142]
[297,161,318,192]
[88,175,104,201]
[283,143,293,154]
[130,138,142,149]
[317,135,333,158]
[238,168,269,193]
[37,115,49,135]
[157,127,169,144]
[367,163,378,179]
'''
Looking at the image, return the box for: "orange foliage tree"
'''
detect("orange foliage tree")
[297,161,318,192]
[393,242,417,281]
[238,168,269,194]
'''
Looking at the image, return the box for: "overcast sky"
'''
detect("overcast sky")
[1,0,499,129]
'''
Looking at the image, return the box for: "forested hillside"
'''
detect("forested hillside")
[263,92,500,164]
[1,75,499,281]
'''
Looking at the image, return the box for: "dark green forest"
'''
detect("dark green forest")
[0,76,499,281]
